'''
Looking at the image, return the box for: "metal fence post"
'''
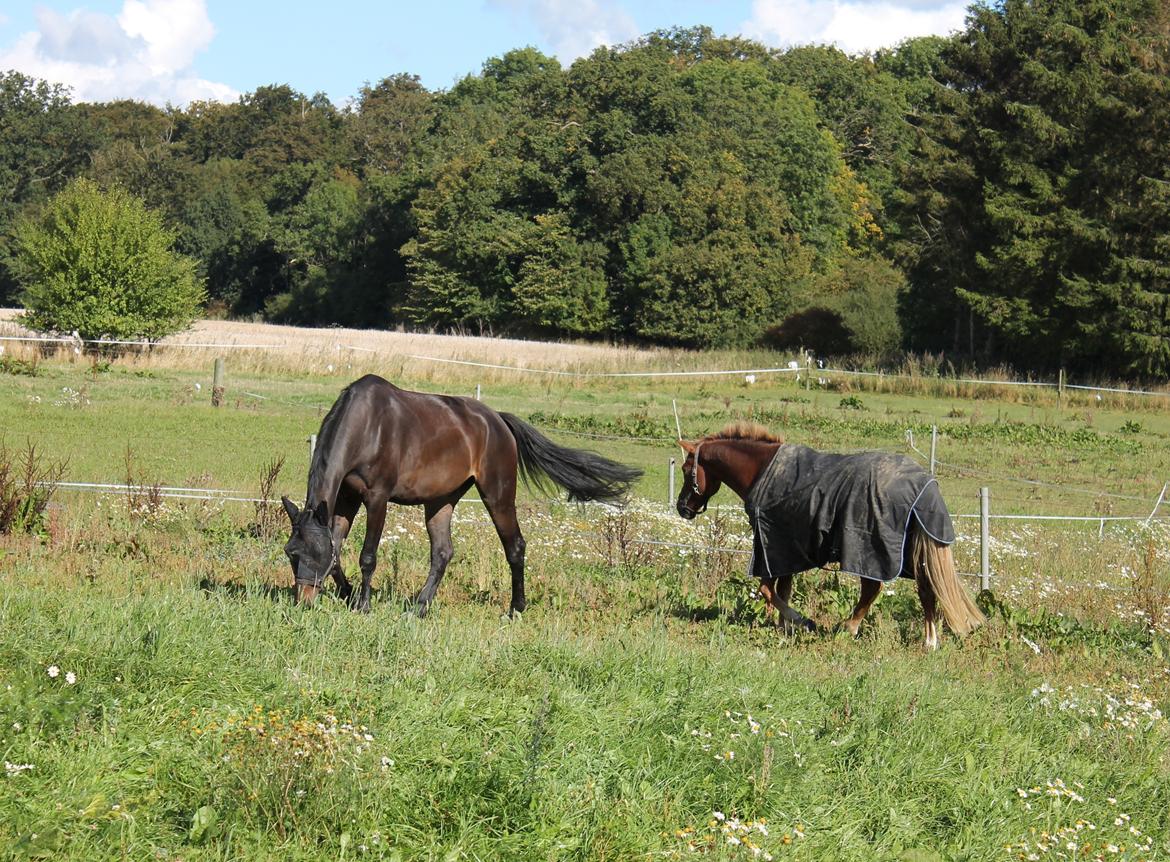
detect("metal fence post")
[980,487,991,591]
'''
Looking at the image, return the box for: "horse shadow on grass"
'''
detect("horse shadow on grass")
[668,575,961,647]
[195,576,415,613]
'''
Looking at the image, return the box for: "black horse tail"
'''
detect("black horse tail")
[499,413,642,504]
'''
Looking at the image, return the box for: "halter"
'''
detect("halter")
[685,441,710,515]
[296,504,339,587]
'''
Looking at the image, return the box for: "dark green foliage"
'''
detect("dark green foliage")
[897,0,1170,375]
[0,5,1168,376]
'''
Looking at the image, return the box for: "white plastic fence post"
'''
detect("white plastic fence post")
[309,434,317,461]
[980,487,991,591]
[1145,482,1167,525]
[930,425,938,475]
[668,458,676,505]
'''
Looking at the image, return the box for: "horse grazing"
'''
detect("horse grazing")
[675,423,983,648]
[282,375,642,616]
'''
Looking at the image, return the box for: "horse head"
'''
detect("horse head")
[281,496,334,606]
[675,439,721,520]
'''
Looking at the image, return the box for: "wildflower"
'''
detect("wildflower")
[47,665,60,678]
[65,671,77,685]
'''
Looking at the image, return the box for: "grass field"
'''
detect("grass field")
[1,325,1169,861]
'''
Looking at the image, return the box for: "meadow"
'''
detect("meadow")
[1,324,1168,861]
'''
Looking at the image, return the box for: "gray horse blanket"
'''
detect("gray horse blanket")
[744,445,954,583]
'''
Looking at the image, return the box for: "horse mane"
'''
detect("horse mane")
[306,382,354,502]
[704,422,784,444]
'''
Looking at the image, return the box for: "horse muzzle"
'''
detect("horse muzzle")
[294,583,320,606]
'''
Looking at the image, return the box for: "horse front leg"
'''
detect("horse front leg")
[330,491,361,605]
[762,575,817,633]
[354,498,387,614]
[414,500,455,618]
[839,577,882,637]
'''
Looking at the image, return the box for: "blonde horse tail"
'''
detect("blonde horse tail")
[911,529,985,637]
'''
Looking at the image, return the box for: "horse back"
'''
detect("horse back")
[329,375,514,502]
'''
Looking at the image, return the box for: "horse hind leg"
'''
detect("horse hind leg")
[916,571,939,650]
[912,528,985,645]
[476,476,527,617]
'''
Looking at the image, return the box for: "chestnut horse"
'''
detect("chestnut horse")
[282,375,641,616]
[675,424,983,648]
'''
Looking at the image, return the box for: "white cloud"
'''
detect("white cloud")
[744,0,968,54]
[491,0,641,64]
[0,0,235,106]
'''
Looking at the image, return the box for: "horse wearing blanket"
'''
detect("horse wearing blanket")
[675,424,983,649]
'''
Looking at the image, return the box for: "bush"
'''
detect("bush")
[0,440,66,535]
[12,178,205,343]
[765,255,905,357]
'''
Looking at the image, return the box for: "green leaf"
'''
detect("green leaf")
[188,805,219,844]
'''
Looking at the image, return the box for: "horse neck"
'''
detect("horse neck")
[306,399,357,515]
[304,453,341,514]
[701,439,781,500]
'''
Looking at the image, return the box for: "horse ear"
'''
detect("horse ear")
[679,440,696,454]
[281,496,299,523]
[313,500,329,526]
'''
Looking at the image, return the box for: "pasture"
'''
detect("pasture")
[1,326,1169,861]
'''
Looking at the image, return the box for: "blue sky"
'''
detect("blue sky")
[0,0,970,107]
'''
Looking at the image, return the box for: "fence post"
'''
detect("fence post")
[211,357,225,407]
[1058,368,1066,407]
[668,457,676,505]
[1145,482,1168,525]
[929,425,938,475]
[309,434,317,461]
[805,354,812,392]
[475,384,481,401]
[979,486,991,591]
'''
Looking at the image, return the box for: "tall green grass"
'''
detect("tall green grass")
[1,351,1169,860]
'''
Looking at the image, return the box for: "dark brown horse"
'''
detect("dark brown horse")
[282,375,641,615]
[675,424,983,649]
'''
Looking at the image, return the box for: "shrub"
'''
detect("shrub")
[12,178,205,343]
[0,440,66,535]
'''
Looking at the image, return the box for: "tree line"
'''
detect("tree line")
[1,0,1168,377]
